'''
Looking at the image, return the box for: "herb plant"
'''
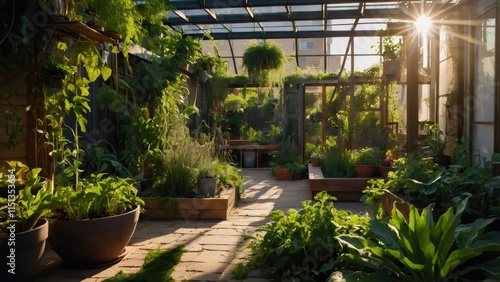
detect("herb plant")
[321,146,355,178]
[240,192,370,281]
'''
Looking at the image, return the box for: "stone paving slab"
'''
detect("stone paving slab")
[34,168,369,281]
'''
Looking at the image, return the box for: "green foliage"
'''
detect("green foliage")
[284,162,306,175]
[242,40,287,86]
[241,126,263,144]
[361,178,387,220]
[321,147,355,178]
[52,174,144,220]
[336,199,500,281]
[423,123,447,157]
[443,153,500,220]
[269,136,301,168]
[373,34,403,60]
[352,147,382,165]
[103,246,184,282]
[216,162,244,193]
[242,192,370,281]
[0,165,52,233]
[81,140,132,179]
[223,94,247,113]
[387,154,445,207]
[152,133,214,197]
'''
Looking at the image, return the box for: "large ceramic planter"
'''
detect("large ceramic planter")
[354,164,375,177]
[243,150,256,168]
[0,219,48,281]
[48,206,140,266]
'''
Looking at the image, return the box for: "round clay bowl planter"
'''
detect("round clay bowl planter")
[0,219,48,281]
[354,164,375,178]
[378,165,396,178]
[48,206,140,266]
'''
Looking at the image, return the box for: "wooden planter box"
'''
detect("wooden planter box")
[308,165,375,201]
[141,188,238,220]
[381,189,448,222]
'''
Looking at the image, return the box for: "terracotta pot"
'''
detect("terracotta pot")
[378,165,396,178]
[48,206,140,266]
[354,164,375,178]
[310,157,321,167]
[0,219,48,281]
[274,167,293,181]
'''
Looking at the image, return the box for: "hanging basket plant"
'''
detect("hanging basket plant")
[242,40,287,86]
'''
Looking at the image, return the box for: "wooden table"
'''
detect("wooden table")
[219,144,280,168]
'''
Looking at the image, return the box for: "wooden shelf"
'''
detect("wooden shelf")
[45,21,118,44]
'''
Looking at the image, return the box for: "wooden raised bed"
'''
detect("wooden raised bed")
[381,189,449,222]
[141,188,238,220]
[308,165,375,202]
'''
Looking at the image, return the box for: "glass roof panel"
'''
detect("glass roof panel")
[253,6,287,14]
[214,7,248,15]
[261,22,293,32]
[290,5,322,12]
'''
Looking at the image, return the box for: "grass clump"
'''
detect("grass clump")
[104,246,184,282]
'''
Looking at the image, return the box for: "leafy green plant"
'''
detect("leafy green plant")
[241,126,263,144]
[352,147,382,165]
[361,178,387,220]
[197,160,219,179]
[242,40,287,85]
[52,174,144,220]
[285,162,305,175]
[373,34,403,61]
[267,124,283,144]
[444,153,500,220]
[0,166,52,233]
[321,146,355,178]
[424,123,447,157]
[216,162,243,194]
[269,136,302,170]
[81,140,133,179]
[240,192,370,281]
[387,154,445,207]
[336,199,500,281]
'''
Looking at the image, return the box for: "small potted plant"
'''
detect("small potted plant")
[373,32,403,77]
[270,137,303,180]
[285,162,306,180]
[424,123,451,166]
[309,146,324,167]
[196,160,219,197]
[0,163,52,281]
[378,149,397,178]
[352,147,381,177]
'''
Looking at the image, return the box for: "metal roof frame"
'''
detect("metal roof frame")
[164,0,458,40]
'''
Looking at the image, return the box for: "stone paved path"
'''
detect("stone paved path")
[34,169,371,281]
